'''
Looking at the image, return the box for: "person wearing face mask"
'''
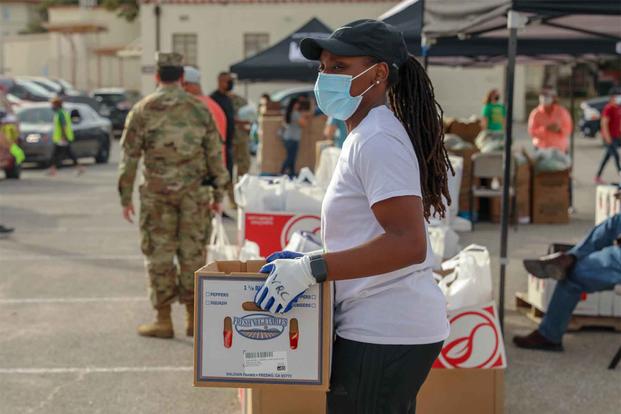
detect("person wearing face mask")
[527,89,573,152]
[594,94,621,184]
[253,20,451,413]
[211,72,237,207]
[480,88,506,135]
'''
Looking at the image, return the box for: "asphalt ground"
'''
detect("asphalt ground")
[0,127,619,413]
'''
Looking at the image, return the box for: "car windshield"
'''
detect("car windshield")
[16,81,54,98]
[31,79,62,93]
[17,107,55,124]
[95,93,126,106]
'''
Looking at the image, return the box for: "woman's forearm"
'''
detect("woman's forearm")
[324,231,427,281]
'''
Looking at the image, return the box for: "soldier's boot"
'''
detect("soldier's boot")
[137,305,174,339]
[185,304,194,337]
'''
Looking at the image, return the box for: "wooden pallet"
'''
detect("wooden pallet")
[515,292,621,332]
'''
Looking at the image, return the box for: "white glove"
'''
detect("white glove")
[254,256,316,314]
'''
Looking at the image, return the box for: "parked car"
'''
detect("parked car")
[0,92,21,179]
[92,88,141,135]
[0,76,55,103]
[18,76,77,96]
[270,86,315,111]
[579,87,621,138]
[16,102,112,167]
[17,77,103,114]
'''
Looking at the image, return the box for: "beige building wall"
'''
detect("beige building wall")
[46,6,140,90]
[428,64,527,122]
[0,2,38,36]
[2,32,49,76]
[139,2,399,99]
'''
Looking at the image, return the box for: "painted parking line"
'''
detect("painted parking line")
[0,296,147,305]
[0,254,144,262]
[0,366,192,375]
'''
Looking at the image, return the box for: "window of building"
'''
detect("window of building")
[172,33,198,66]
[244,33,270,58]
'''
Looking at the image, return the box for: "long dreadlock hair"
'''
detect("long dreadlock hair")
[385,55,453,221]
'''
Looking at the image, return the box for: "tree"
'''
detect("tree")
[101,0,140,22]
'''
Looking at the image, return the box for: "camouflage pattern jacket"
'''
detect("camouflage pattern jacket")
[118,84,229,206]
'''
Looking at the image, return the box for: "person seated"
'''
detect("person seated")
[514,213,621,351]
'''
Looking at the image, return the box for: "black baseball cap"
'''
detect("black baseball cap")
[300,19,409,72]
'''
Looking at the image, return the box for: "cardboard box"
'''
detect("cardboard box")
[194,261,332,391]
[595,184,620,225]
[614,291,621,317]
[433,302,507,369]
[259,116,327,175]
[527,275,600,316]
[418,369,504,414]
[447,119,482,144]
[239,210,321,257]
[598,290,615,317]
[240,389,326,414]
[491,161,531,224]
[531,169,570,224]
[240,301,506,414]
[259,115,286,175]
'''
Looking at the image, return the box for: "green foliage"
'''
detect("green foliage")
[100,0,140,22]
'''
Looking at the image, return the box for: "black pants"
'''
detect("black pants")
[51,144,79,167]
[327,336,443,414]
[596,138,621,177]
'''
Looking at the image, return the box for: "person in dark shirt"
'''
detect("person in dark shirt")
[210,72,236,181]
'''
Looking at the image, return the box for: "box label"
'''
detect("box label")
[196,276,323,384]
[243,350,288,374]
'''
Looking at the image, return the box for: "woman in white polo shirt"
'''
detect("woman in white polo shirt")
[254,19,451,413]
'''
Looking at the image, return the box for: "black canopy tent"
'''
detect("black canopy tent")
[420,0,621,330]
[230,18,331,82]
[380,0,621,330]
[380,0,620,65]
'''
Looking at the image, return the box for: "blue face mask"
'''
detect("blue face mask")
[314,64,378,121]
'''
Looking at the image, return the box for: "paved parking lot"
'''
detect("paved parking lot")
[0,131,619,413]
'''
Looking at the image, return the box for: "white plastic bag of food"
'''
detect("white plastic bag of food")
[436,244,493,310]
[315,147,341,189]
[207,215,238,262]
[284,231,323,253]
[428,225,461,264]
[238,240,263,261]
[234,174,287,212]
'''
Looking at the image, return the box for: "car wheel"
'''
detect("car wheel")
[5,164,21,179]
[95,136,110,164]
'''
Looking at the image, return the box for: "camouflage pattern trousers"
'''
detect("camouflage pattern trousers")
[233,131,251,178]
[139,185,210,309]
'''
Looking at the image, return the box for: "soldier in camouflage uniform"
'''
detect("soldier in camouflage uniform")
[118,52,229,339]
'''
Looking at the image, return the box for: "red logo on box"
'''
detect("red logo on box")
[434,302,507,369]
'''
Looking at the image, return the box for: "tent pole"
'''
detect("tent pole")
[569,63,576,212]
[499,15,520,334]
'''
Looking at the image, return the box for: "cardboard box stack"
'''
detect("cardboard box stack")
[258,113,327,175]
[531,169,570,224]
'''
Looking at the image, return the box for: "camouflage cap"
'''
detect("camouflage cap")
[155,52,183,67]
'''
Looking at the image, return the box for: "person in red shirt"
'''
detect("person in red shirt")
[595,94,621,184]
